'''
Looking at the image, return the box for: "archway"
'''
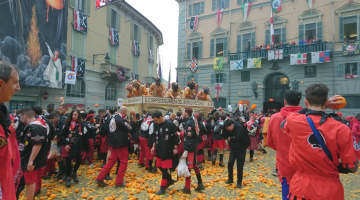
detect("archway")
[264,73,289,111]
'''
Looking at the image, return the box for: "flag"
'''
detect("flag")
[274,49,283,60]
[296,53,307,64]
[168,67,171,89]
[132,40,140,56]
[247,58,261,68]
[216,9,223,26]
[109,27,119,46]
[270,9,275,45]
[157,56,162,80]
[242,1,251,22]
[72,57,86,77]
[268,50,275,61]
[96,0,113,8]
[230,60,244,71]
[272,0,282,13]
[65,71,76,85]
[73,10,87,33]
[306,0,314,9]
[214,57,224,71]
[190,16,199,31]
[311,52,319,63]
[290,54,297,65]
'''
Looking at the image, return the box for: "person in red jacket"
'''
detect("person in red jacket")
[267,90,302,200]
[351,114,360,159]
[284,84,358,200]
[0,61,20,200]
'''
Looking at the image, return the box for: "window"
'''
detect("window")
[215,73,224,83]
[345,63,358,76]
[187,41,203,59]
[75,0,85,12]
[237,0,252,5]
[242,33,251,52]
[192,41,200,59]
[274,29,281,45]
[344,16,357,42]
[212,0,229,10]
[304,66,317,78]
[241,71,250,82]
[71,31,86,58]
[105,83,117,101]
[109,45,117,64]
[66,78,86,98]
[305,23,316,41]
[193,2,204,15]
[210,38,227,57]
[111,9,117,28]
[149,36,154,50]
[133,24,140,41]
[342,95,360,108]
[216,38,224,56]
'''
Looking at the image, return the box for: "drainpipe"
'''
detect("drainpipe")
[228,6,233,107]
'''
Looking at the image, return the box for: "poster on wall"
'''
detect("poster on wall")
[0,0,68,88]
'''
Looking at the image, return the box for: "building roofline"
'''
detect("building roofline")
[113,0,164,45]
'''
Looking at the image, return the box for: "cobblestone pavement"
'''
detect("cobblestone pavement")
[24,149,360,200]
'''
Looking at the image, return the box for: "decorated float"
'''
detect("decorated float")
[123,79,214,114]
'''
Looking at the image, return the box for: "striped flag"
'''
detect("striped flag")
[270,9,274,45]
[190,16,199,31]
[168,67,171,89]
[217,9,223,26]
[73,10,87,33]
[242,1,251,22]
[306,0,314,9]
[157,56,162,80]
[109,27,119,46]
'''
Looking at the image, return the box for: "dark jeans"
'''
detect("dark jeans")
[228,150,246,184]
[65,154,82,177]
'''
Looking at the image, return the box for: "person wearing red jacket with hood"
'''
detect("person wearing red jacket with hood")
[267,90,302,200]
[284,84,358,200]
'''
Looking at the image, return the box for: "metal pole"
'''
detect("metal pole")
[331,0,336,95]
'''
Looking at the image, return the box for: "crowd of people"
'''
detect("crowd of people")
[0,60,359,200]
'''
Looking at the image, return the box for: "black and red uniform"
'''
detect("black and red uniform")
[151,120,178,190]
[97,114,131,186]
[138,116,152,169]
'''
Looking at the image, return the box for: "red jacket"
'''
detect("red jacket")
[267,106,302,182]
[351,119,360,159]
[285,113,357,200]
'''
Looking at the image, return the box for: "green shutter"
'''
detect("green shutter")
[251,32,255,49]
[187,43,191,59]
[299,24,304,42]
[339,16,344,41]
[237,35,241,53]
[199,41,203,59]
[281,27,286,44]
[70,0,75,8]
[317,22,322,41]
[85,0,91,16]
[210,39,215,57]
[116,13,120,31]
[138,27,141,44]
[265,30,270,45]
[222,73,226,83]
[130,23,134,40]
[212,0,216,11]
[336,64,345,77]
[189,4,192,16]
[223,37,228,56]
[200,2,205,14]
[106,7,111,27]
[224,0,230,9]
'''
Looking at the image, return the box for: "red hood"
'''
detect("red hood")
[280,106,303,117]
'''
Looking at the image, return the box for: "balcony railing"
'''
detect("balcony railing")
[229,41,331,61]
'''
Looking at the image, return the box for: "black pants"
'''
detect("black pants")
[228,150,246,184]
[65,154,82,177]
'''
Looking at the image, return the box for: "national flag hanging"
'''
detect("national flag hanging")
[270,9,275,46]
[274,49,283,60]
[132,40,140,56]
[272,0,282,13]
[96,0,113,9]
[73,10,88,33]
[215,83,223,102]
[306,0,314,9]
[190,16,199,31]
[230,60,244,71]
[109,27,119,46]
[168,67,171,89]
[216,9,223,26]
[157,56,162,80]
[72,57,86,77]
[65,71,77,85]
[242,1,251,22]
[319,51,331,63]
[296,53,307,64]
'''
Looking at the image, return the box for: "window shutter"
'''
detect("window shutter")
[222,73,226,83]
[339,16,344,41]
[237,35,241,53]
[116,14,120,31]
[223,37,228,56]
[85,0,91,16]
[317,22,322,41]
[199,41,203,59]
[200,2,205,14]
[211,74,216,83]
[281,27,286,44]
[70,0,75,8]
[189,4,193,16]
[212,0,216,11]
[130,23,134,40]
[138,27,141,44]
[251,32,255,49]
[358,16,360,40]
[298,24,304,42]
[335,64,345,77]
[265,30,270,45]
[187,43,191,59]
[210,39,215,57]
[224,0,230,8]
[106,7,111,27]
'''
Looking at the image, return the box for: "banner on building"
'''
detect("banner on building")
[109,27,119,46]
[230,60,244,71]
[242,1,251,22]
[268,49,283,61]
[290,53,308,65]
[132,40,140,56]
[190,16,199,31]
[65,71,77,85]
[96,0,113,9]
[73,10,88,33]
[272,0,282,13]
[72,57,86,77]
[216,9,223,26]
[306,0,314,9]
[311,51,330,63]
[343,42,360,55]
[214,57,224,71]
[247,58,262,69]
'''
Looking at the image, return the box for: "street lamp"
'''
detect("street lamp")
[92,52,110,64]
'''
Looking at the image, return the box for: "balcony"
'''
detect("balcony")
[229,41,331,61]
[101,63,129,82]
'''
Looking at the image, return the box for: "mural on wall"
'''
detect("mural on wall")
[0,0,68,88]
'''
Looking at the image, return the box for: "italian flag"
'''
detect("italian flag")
[242,1,251,22]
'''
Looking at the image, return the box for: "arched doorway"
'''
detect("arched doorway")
[264,73,290,109]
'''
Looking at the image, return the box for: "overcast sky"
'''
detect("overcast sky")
[127,0,179,82]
